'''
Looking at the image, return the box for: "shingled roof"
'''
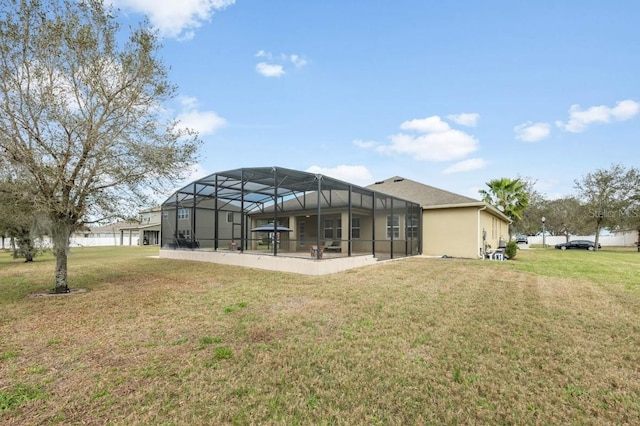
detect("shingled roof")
[366,176,480,207]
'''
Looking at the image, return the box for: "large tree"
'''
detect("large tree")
[479,177,530,236]
[0,0,199,292]
[543,196,590,241]
[574,164,640,250]
[0,175,39,262]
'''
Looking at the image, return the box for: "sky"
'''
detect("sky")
[109,0,640,201]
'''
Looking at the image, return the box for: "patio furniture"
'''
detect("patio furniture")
[323,240,342,252]
[310,244,323,258]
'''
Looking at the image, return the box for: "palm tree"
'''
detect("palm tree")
[479,178,530,236]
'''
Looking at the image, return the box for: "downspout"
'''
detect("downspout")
[477,205,487,258]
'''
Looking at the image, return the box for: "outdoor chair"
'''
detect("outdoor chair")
[310,244,323,258]
[323,240,342,252]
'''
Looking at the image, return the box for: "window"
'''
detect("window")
[226,211,234,223]
[178,229,191,238]
[162,210,168,219]
[336,218,342,239]
[351,217,361,239]
[324,219,334,239]
[177,208,189,220]
[298,221,305,247]
[387,215,399,239]
[407,215,419,239]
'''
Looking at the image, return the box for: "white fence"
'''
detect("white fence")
[24,235,141,248]
[526,235,633,247]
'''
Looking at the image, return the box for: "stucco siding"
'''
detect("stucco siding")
[479,209,508,252]
[423,207,478,258]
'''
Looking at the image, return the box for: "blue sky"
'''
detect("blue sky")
[111,0,640,200]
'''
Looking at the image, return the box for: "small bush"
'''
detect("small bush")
[505,241,518,259]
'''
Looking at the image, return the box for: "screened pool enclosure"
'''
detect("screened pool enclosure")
[161,167,421,261]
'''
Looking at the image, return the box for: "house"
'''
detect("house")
[159,167,421,274]
[138,206,162,245]
[72,207,162,247]
[367,177,511,259]
[77,221,141,246]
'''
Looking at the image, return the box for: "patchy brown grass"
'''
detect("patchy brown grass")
[1,246,639,424]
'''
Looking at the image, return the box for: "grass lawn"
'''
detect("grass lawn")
[1,246,639,424]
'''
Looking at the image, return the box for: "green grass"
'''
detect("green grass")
[1,246,639,424]
[504,246,640,291]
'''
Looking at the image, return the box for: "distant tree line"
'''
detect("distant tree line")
[483,164,640,250]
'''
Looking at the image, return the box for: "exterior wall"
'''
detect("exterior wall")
[161,206,236,249]
[140,209,162,227]
[479,208,508,253]
[422,207,479,258]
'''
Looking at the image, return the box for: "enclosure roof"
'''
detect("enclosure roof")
[163,166,406,211]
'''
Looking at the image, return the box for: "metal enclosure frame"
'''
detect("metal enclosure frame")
[161,166,422,260]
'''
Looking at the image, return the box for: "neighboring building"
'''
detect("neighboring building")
[69,207,162,247]
[368,177,511,259]
[138,206,162,245]
[75,221,140,246]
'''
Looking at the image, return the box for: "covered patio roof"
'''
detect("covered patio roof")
[163,166,368,212]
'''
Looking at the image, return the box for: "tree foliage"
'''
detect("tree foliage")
[0,0,200,291]
[479,177,530,235]
[0,160,41,261]
[574,164,640,250]
[543,197,590,240]
[510,178,545,236]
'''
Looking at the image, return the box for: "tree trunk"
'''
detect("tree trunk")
[594,221,601,251]
[53,248,69,292]
[50,222,72,293]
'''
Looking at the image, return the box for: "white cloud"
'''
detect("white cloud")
[383,130,478,162]
[514,121,551,142]
[256,62,285,78]
[306,165,373,186]
[555,99,640,133]
[182,162,209,183]
[443,158,487,174]
[352,139,380,149]
[111,0,235,40]
[176,96,226,135]
[400,116,451,133]
[447,113,480,127]
[611,99,640,120]
[376,115,478,162]
[290,54,307,68]
[254,50,307,77]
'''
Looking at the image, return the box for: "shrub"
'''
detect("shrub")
[505,240,518,259]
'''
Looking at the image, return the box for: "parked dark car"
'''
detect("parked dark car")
[514,235,528,244]
[554,240,601,251]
